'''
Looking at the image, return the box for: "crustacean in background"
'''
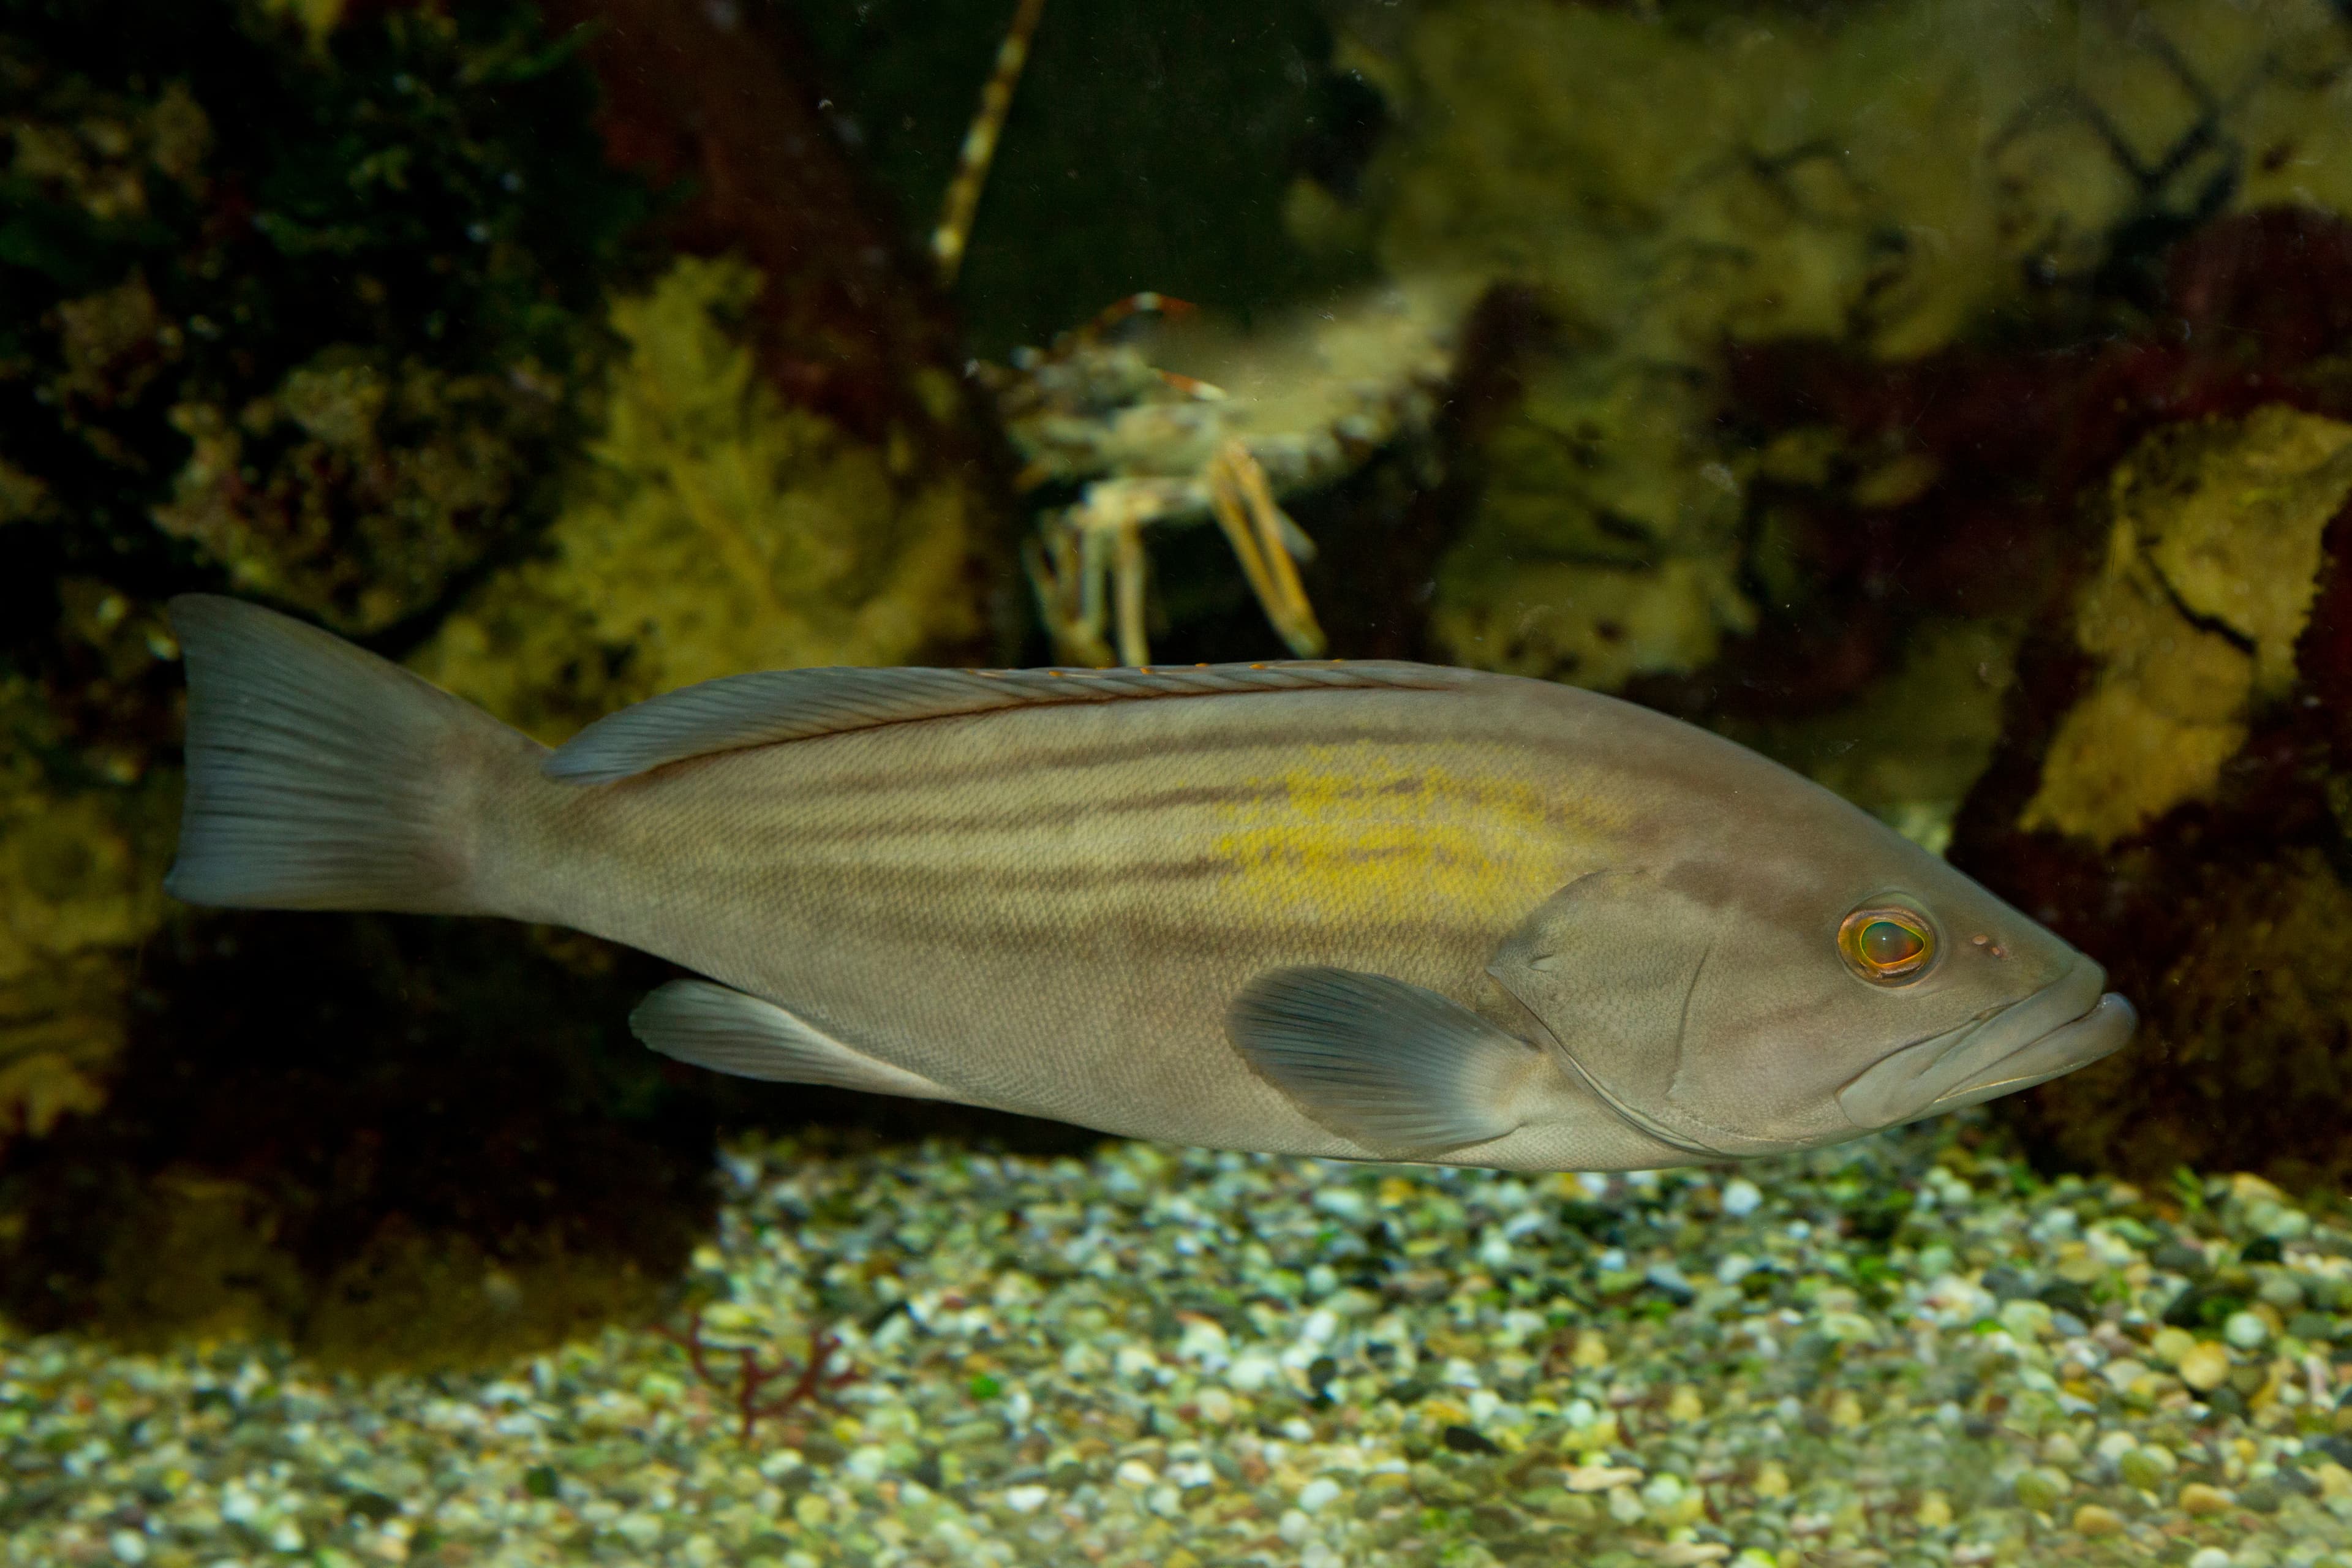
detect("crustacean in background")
[977,284,1468,667]
[925,0,1467,666]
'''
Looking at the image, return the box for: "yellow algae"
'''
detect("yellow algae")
[413,254,987,741]
[0,676,178,1150]
[1208,752,1588,922]
[2022,406,2352,846]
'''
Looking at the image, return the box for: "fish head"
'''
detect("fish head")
[1487,793,2134,1160]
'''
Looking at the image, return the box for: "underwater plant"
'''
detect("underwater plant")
[656,1308,859,1446]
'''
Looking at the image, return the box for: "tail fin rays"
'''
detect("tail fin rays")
[166,595,538,914]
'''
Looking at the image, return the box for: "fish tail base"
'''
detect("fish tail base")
[164,595,541,914]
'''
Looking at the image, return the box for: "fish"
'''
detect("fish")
[164,594,2135,1171]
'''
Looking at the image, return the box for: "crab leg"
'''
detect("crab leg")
[1208,442,1327,658]
[1112,522,1150,668]
[932,0,1051,286]
[1022,524,1115,669]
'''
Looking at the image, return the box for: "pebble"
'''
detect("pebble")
[2179,1481,2236,1515]
[2015,1466,2070,1511]
[2119,1442,2177,1488]
[2179,1339,2234,1392]
[2223,1310,2271,1351]
[2071,1502,2125,1536]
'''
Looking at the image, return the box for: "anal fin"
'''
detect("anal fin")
[1226,966,1542,1159]
[631,979,958,1102]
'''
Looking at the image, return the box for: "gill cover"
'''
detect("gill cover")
[1487,871,1814,1159]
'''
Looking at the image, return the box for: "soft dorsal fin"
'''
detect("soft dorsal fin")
[545,659,1477,785]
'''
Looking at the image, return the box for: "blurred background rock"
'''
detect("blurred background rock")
[4,0,2352,1365]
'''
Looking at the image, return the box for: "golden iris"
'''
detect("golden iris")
[1839,905,1936,983]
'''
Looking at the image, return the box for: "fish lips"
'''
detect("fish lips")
[1836,960,2136,1131]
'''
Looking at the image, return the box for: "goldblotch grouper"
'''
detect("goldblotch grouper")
[164,595,2135,1171]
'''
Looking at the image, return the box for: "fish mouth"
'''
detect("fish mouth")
[1836,959,2137,1130]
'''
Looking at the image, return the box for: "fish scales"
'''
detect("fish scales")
[494,688,1643,1147]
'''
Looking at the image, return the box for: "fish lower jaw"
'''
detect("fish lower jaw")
[1836,984,2136,1129]
[1919,990,2137,1115]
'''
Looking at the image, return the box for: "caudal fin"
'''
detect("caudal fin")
[165,595,542,914]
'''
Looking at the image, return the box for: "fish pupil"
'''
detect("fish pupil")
[1861,919,1923,967]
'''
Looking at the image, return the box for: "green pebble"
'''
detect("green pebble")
[2117,1445,2174,1490]
[2013,1466,2069,1512]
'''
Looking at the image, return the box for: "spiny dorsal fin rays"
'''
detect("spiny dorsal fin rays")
[543,660,1480,785]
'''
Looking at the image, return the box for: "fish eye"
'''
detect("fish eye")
[1839,905,1936,984]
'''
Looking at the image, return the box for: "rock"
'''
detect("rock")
[2015,407,2352,846]
[1346,0,2352,695]
[1951,397,2352,1191]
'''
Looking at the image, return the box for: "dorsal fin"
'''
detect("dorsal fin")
[544,660,1477,785]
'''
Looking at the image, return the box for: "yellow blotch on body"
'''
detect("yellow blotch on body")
[1208,752,1588,924]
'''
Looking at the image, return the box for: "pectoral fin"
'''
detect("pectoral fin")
[631,979,958,1102]
[1226,967,1544,1159]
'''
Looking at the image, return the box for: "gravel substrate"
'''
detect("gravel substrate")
[5,1114,2351,1567]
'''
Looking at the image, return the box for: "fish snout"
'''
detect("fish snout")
[1834,959,2136,1130]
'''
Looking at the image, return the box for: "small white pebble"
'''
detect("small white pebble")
[1298,1476,1342,1512]
[1003,1485,1050,1515]
[1721,1178,1762,1216]
[1226,1350,1279,1390]
[2223,1310,2269,1351]
[2188,1552,2232,1568]
[108,1530,147,1564]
